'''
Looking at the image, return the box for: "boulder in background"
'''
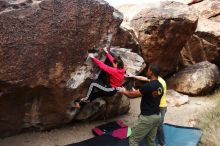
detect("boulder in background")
[130,1,198,76]
[167,61,220,95]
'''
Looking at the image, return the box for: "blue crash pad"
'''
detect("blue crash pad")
[162,123,201,146]
[139,123,201,146]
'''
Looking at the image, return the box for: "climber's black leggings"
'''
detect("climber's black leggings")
[86,80,117,102]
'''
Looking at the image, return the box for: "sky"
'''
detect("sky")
[105,0,167,7]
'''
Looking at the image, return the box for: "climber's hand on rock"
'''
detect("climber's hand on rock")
[88,53,95,58]
[103,47,108,53]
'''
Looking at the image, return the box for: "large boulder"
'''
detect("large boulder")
[130,1,198,76]
[0,0,123,88]
[0,0,125,137]
[167,61,220,95]
[180,18,220,67]
[180,0,220,68]
[180,0,220,67]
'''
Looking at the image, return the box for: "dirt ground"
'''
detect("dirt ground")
[0,96,215,146]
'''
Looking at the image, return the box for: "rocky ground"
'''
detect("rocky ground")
[0,94,215,146]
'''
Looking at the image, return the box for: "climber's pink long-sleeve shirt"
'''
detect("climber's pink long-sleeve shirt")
[92,53,125,88]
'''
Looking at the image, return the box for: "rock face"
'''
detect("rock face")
[180,0,220,68]
[180,19,220,67]
[167,61,220,95]
[0,0,126,137]
[190,0,220,21]
[75,94,130,121]
[130,2,198,76]
[111,27,140,54]
[109,48,146,75]
[0,0,122,88]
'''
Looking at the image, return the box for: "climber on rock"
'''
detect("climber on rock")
[73,47,125,109]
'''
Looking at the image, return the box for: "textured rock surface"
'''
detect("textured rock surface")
[190,0,220,21]
[75,94,130,121]
[167,61,220,95]
[180,21,220,67]
[109,48,146,76]
[191,17,220,49]
[130,1,198,76]
[0,0,122,88]
[111,27,140,53]
[0,0,124,137]
[181,26,220,67]
[166,89,189,107]
[180,0,220,68]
